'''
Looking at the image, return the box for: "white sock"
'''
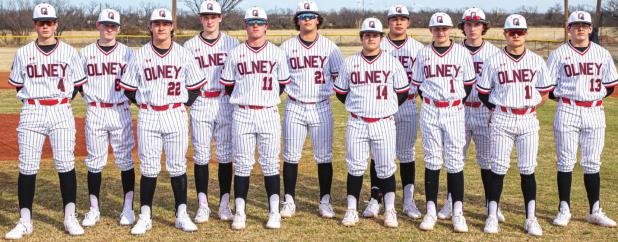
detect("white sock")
[235,198,245,215]
[559,201,570,212]
[177,204,187,217]
[220,193,230,208]
[384,192,395,211]
[140,205,151,219]
[123,191,134,212]
[426,201,436,216]
[488,201,498,217]
[89,194,99,210]
[198,192,208,207]
[64,202,76,221]
[591,201,600,214]
[403,184,414,206]
[20,208,31,223]
[284,194,294,204]
[527,200,536,219]
[347,195,357,211]
[269,194,280,214]
[453,201,463,215]
[320,194,330,204]
[446,193,452,206]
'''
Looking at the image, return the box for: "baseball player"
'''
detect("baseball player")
[436,7,505,222]
[548,11,618,228]
[476,14,555,236]
[183,0,239,223]
[220,7,291,230]
[5,3,87,239]
[363,4,424,220]
[412,12,476,233]
[279,0,343,219]
[334,18,410,228]
[119,8,206,235]
[78,9,136,228]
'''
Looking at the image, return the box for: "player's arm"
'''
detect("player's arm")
[9,54,25,92]
[601,53,618,98]
[333,61,350,105]
[461,55,477,102]
[220,54,237,96]
[535,61,556,108]
[393,64,411,106]
[277,53,291,96]
[475,62,495,110]
[71,86,82,100]
[119,56,140,105]
[184,54,208,106]
[463,84,473,102]
[545,52,560,102]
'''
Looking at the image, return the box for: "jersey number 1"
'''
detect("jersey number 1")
[376,86,388,100]
[590,78,602,92]
[262,77,273,90]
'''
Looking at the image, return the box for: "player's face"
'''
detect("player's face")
[200,14,221,33]
[463,22,483,40]
[149,21,173,41]
[97,23,120,42]
[430,27,451,44]
[34,20,57,38]
[244,19,268,39]
[388,16,410,36]
[361,32,383,52]
[297,13,319,33]
[504,29,527,48]
[567,23,592,42]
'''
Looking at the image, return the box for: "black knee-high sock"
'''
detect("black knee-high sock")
[140,176,157,208]
[317,163,333,200]
[557,171,572,209]
[18,173,36,214]
[520,173,537,218]
[400,162,415,188]
[584,173,600,214]
[425,168,440,204]
[489,172,505,204]
[264,175,280,211]
[87,171,102,202]
[194,164,209,196]
[171,174,188,213]
[121,169,135,196]
[283,162,298,200]
[378,174,396,194]
[58,169,77,208]
[347,173,363,208]
[369,159,382,203]
[447,171,464,206]
[234,175,250,201]
[218,163,233,198]
[480,169,492,205]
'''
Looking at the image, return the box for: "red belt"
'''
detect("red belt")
[464,102,482,108]
[201,90,223,98]
[424,97,461,107]
[27,98,69,106]
[499,106,536,115]
[239,105,268,110]
[288,95,324,104]
[351,113,391,123]
[560,97,602,107]
[140,103,182,111]
[407,94,417,100]
[89,102,126,108]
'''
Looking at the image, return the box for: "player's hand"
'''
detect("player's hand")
[488,109,494,127]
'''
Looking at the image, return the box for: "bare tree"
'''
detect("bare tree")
[181,0,243,15]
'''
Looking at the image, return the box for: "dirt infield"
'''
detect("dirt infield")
[0,72,9,89]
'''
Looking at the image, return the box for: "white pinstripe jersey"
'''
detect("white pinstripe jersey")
[461,40,500,103]
[183,32,239,92]
[280,35,344,102]
[476,48,555,108]
[79,41,133,103]
[547,41,618,101]
[379,36,424,95]
[220,41,291,106]
[119,41,206,106]
[9,40,87,100]
[334,51,410,118]
[411,42,476,101]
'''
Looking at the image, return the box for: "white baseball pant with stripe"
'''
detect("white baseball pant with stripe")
[232,106,281,177]
[282,98,333,164]
[420,103,466,173]
[190,95,234,165]
[394,99,418,163]
[463,106,492,169]
[345,115,397,179]
[490,109,540,175]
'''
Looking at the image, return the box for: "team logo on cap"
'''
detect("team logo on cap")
[369,20,375,28]
[252,9,258,17]
[396,7,402,13]
[159,10,166,17]
[578,13,585,20]
[207,3,213,10]
[304,3,310,10]
[437,16,443,23]
[108,12,115,20]
[470,12,476,18]
[41,7,48,15]
[513,18,520,26]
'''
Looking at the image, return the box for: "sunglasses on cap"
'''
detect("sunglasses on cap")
[297,13,318,20]
[36,21,56,27]
[506,29,527,36]
[245,19,267,26]
[464,15,482,21]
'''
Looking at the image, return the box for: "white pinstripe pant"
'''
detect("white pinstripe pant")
[84,104,135,173]
[490,110,539,175]
[419,103,466,173]
[232,106,281,177]
[283,98,333,164]
[345,115,397,178]
[554,102,605,174]
[137,107,189,178]
[17,103,76,175]
[190,96,234,165]
[464,106,492,170]
[394,100,418,163]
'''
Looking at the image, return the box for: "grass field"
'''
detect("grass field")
[1,91,618,241]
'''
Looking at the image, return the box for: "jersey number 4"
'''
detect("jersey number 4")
[167,82,181,96]
[376,85,388,100]
[57,78,65,92]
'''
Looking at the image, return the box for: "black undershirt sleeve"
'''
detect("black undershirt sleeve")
[417,89,423,100]
[279,84,285,96]
[397,92,408,106]
[124,90,137,104]
[463,85,472,102]
[605,87,615,98]
[185,89,200,106]
[16,87,21,93]
[549,90,557,100]
[336,93,347,104]
[71,86,82,100]
[478,93,495,110]
[225,85,234,96]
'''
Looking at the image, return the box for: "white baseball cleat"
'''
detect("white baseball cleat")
[524,217,543,237]
[403,202,422,219]
[483,216,500,234]
[175,211,198,232]
[4,219,33,240]
[497,208,506,223]
[231,213,246,230]
[362,198,381,218]
[383,208,398,228]
[81,208,100,227]
[341,209,359,227]
[265,212,281,229]
[119,209,135,225]
[552,207,571,227]
[130,214,152,235]
[588,208,617,227]
[452,211,468,233]
[194,206,210,223]
[437,202,452,220]
[318,202,336,218]
[218,205,234,221]
[280,201,296,218]
[64,213,85,236]
[419,214,437,231]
